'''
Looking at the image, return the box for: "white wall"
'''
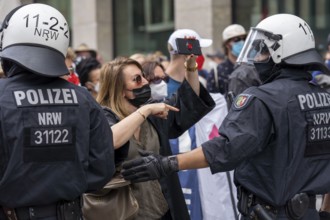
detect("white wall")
[71,0,113,62]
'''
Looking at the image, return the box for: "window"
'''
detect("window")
[114,0,174,57]
[234,0,330,53]
[33,0,71,25]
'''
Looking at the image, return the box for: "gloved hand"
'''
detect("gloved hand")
[121,150,179,183]
[319,211,330,220]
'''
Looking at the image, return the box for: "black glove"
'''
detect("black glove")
[320,211,330,220]
[121,150,179,183]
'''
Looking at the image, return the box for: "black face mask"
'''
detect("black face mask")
[254,58,277,83]
[127,84,152,108]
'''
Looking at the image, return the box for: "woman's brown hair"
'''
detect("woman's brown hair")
[141,61,164,82]
[96,57,143,120]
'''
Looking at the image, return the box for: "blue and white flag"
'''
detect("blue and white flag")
[170,126,202,220]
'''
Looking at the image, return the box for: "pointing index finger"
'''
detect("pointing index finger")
[165,104,179,112]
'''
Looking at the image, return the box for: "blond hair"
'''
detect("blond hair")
[66,47,76,61]
[97,57,143,120]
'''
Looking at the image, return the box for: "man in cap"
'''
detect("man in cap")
[166,28,212,96]
[206,24,247,96]
[0,4,114,219]
[165,28,212,220]
[122,14,330,220]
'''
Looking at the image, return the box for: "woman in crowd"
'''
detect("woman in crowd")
[142,61,168,101]
[96,56,215,219]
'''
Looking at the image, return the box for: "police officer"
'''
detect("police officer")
[0,4,115,220]
[121,14,330,220]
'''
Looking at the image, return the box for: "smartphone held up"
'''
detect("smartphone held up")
[175,38,202,55]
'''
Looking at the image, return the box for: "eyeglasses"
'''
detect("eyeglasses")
[149,75,169,84]
[231,37,246,43]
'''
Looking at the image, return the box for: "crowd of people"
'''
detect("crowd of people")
[1,3,330,220]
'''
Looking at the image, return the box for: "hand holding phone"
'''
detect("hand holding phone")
[175,38,202,55]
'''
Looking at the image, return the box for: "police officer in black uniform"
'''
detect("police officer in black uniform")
[121,14,330,220]
[0,4,115,220]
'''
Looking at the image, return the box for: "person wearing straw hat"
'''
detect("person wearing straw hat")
[74,43,97,59]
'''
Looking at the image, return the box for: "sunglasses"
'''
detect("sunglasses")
[231,37,246,43]
[149,75,169,84]
[133,74,143,84]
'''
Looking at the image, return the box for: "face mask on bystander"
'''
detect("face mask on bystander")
[150,80,168,100]
[126,84,152,107]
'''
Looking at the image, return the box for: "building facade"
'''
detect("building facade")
[2,0,330,62]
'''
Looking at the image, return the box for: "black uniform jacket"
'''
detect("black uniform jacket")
[202,68,330,207]
[228,63,261,98]
[103,80,215,220]
[0,72,115,208]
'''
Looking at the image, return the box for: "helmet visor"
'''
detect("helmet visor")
[237,28,276,65]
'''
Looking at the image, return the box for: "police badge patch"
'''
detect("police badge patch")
[233,94,252,109]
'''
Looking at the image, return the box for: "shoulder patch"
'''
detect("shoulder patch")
[233,94,252,109]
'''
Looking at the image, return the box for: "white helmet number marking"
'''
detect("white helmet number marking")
[298,22,314,42]
[23,13,69,41]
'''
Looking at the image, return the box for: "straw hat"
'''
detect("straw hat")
[74,43,96,53]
